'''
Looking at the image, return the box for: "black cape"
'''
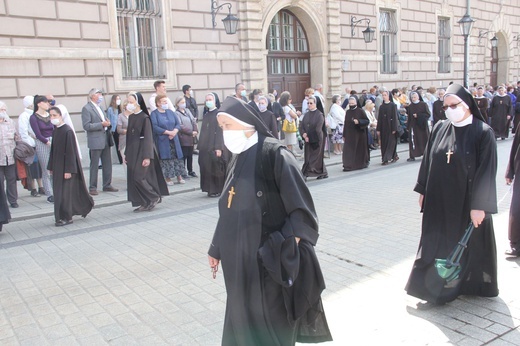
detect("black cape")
[125,111,169,207]
[0,175,11,225]
[490,95,512,138]
[406,101,431,158]
[300,109,327,178]
[208,136,331,345]
[406,118,498,304]
[506,125,520,248]
[48,124,94,222]
[342,107,370,171]
[376,101,398,162]
[198,108,229,195]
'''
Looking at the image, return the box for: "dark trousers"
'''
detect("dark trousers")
[112,131,123,164]
[89,145,112,190]
[182,146,194,174]
[0,164,17,204]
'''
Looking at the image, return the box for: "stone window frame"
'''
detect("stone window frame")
[108,0,175,91]
[438,17,451,74]
[378,9,398,75]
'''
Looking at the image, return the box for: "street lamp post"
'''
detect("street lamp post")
[458,0,475,88]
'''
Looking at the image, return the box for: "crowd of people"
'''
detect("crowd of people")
[3,78,520,343]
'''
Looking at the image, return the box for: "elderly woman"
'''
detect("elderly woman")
[150,94,185,185]
[406,83,498,307]
[124,93,169,212]
[405,91,431,161]
[342,96,370,171]
[329,94,345,155]
[207,97,331,345]
[30,95,54,203]
[300,96,327,180]
[376,90,399,165]
[364,100,378,149]
[175,96,198,178]
[116,98,132,171]
[0,101,19,210]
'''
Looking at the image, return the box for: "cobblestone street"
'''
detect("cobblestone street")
[0,135,519,345]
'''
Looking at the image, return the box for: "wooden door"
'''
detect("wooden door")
[267,10,310,111]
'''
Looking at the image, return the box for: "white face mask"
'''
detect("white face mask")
[445,106,466,123]
[205,101,215,109]
[161,104,169,110]
[126,103,136,112]
[189,90,194,97]
[223,129,255,154]
[258,104,267,112]
[51,118,61,126]
[116,99,121,106]
[0,111,7,119]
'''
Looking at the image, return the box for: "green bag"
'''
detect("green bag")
[434,223,475,283]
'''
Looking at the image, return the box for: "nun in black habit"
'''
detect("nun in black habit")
[406,83,498,307]
[125,93,169,212]
[207,97,332,345]
[405,91,431,161]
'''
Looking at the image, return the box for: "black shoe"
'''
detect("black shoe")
[38,187,45,195]
[55,219,73,227]
[30,189,40,197]
[145,198,161,211]
[133,205,147,213]
[188,172,198,178]
[181,174,190,179]
[416,301,446,310]
[208,193,221,197]
[382,161,389,166]
[10,203,19,208]
[407,157,415,162]
[47,196,54,203]
[505,248,520,257]
[317,175,328,180]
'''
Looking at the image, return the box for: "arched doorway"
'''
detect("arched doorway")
[267,10,310,110]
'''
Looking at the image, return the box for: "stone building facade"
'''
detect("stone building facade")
[0,0,519,123]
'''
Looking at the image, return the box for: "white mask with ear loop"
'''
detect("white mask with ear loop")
[445,105,466,123]
[223,129,255,154]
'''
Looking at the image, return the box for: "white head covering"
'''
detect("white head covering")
[23,95,34,109]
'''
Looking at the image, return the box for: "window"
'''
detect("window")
[116,0,162,80]
[438,18,451,73]
[379,10,398,74]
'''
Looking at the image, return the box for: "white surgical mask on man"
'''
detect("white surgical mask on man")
[223,129,256,154]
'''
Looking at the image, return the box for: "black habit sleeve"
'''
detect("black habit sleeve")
[506,126,520,180]
[471,126,498,213]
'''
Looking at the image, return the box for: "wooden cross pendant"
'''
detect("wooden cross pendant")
[227,186,236,208]
[446,149,454,164]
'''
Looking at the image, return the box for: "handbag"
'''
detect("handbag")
[282,119,298,133]
[434,222,475,283]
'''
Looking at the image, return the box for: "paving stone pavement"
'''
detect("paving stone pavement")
[1,133,519,345]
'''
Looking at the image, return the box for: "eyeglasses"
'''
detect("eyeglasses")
[441,101,462,111]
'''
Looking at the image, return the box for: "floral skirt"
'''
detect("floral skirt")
[159,144,185,178]
[332,125,344,144]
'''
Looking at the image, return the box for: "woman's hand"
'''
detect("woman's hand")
[215,150,222,157]
[470,210,485,228]
[64,173,71,180]
[418,194,424,208]
[208,255,220,268]
[142,158,150,167]
[506,177,513,185]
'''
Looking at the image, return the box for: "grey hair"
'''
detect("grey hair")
[0,101,7,111]
[258,95,268,103]
[88,88,102,99]
[332,94,341,104]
